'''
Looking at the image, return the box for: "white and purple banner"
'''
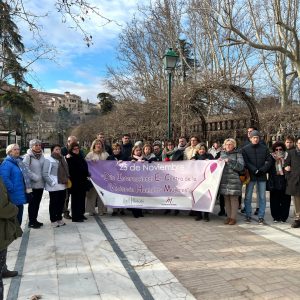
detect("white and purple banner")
[87,160,225,212]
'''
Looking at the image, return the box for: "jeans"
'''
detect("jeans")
[16,205,24,225]
[244,181,266,218]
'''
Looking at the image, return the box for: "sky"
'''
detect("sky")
[20,0,143,103]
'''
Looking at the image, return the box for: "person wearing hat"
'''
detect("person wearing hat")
[0,144,32,225]
[242,130,272,225]
[23,139,46,229]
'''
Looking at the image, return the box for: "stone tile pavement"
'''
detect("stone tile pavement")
[4,191,300,300]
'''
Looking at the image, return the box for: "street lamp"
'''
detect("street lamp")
[163,48,179,139]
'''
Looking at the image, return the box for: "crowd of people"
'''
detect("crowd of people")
[1,128,300,299]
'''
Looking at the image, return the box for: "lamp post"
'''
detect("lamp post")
[163,48,179,139]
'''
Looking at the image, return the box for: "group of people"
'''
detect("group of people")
[1,129,300,299]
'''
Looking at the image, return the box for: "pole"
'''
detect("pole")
[167,71,172,139]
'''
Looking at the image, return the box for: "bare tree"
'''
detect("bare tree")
[214,0,300,108]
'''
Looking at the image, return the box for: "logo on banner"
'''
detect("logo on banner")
[166,197,173,204]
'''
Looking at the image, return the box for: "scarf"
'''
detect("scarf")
[162,148,176,161]
[143,153,156,161]
[51,152,69,184]
[271,151,287,175]
[177,145,186,151]
[132,154,144,161]
[15,157,32,193]
[32,149,43,160]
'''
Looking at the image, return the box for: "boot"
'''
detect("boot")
[63,211,72,219]
[195,212,203,221]
[229,218,236,225]
[2,270,18,278]
[291,220,300,228]
[224,218,231,225]
[204,212,210,222]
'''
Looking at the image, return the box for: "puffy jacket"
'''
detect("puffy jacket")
[0,178,22,251]
[242,143,272,181]
[0,156,26,205]
[23,149,46,189]
[219,150,244,196]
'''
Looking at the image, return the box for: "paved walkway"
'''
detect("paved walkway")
[4,192,300,300]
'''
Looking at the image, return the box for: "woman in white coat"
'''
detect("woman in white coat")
[42,144,69,228]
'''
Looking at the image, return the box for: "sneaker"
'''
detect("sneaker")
[51,221,60,228]
[241,208,245,213]
[273,219,278,223]
[258,218,264,225]
[57,220,66,226]
[254,208,259,215]
[245,217,251,223]
[36,221,44,226]
[2,270,18,278]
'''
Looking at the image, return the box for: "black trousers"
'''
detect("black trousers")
[49,190,66,222]
[71,189,86,221]
[270,190,291,222]
[28,188,44,224]
[0,248,7,300]
[131,208,143,218]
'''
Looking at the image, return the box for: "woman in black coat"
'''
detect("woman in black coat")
[66,142,90,222]
[268,142,291,223]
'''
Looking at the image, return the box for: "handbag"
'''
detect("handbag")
[67,178,72,189]
[238,169,250,185]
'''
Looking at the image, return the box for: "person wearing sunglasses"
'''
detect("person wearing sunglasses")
[267,142,291,223]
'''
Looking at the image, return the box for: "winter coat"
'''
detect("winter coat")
[23,149,45,189]
[219,150,244,196]
[0,178,22,251]
[85,151,109,161]
[191,153,214,160]
[67,153,90,193]
[285,149,300,196]
[107,153,123,161]
[0,156,27,205]
[267,155,287,191]
[242,143,272,181]
[121,143,133,161]
[42,157,67,192]
[184,145,200,160]
[172,149,184,161]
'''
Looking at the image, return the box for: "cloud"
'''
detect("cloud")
[47,77,106,103]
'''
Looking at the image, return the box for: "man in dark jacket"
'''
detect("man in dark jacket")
[284,137,300,228]
[120,134,133,161]
[97,132,112,155]
[242,130,272,224]
[0,178,22,299]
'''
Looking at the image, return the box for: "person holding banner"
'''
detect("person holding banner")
[162,140,177,161]
[142,144,157,162]
[67,143,90,222]
[191,144,214,222]
[219,138,245,225]
[107,143,125,216]
[85,139,109,216]
[129,145,145,218]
